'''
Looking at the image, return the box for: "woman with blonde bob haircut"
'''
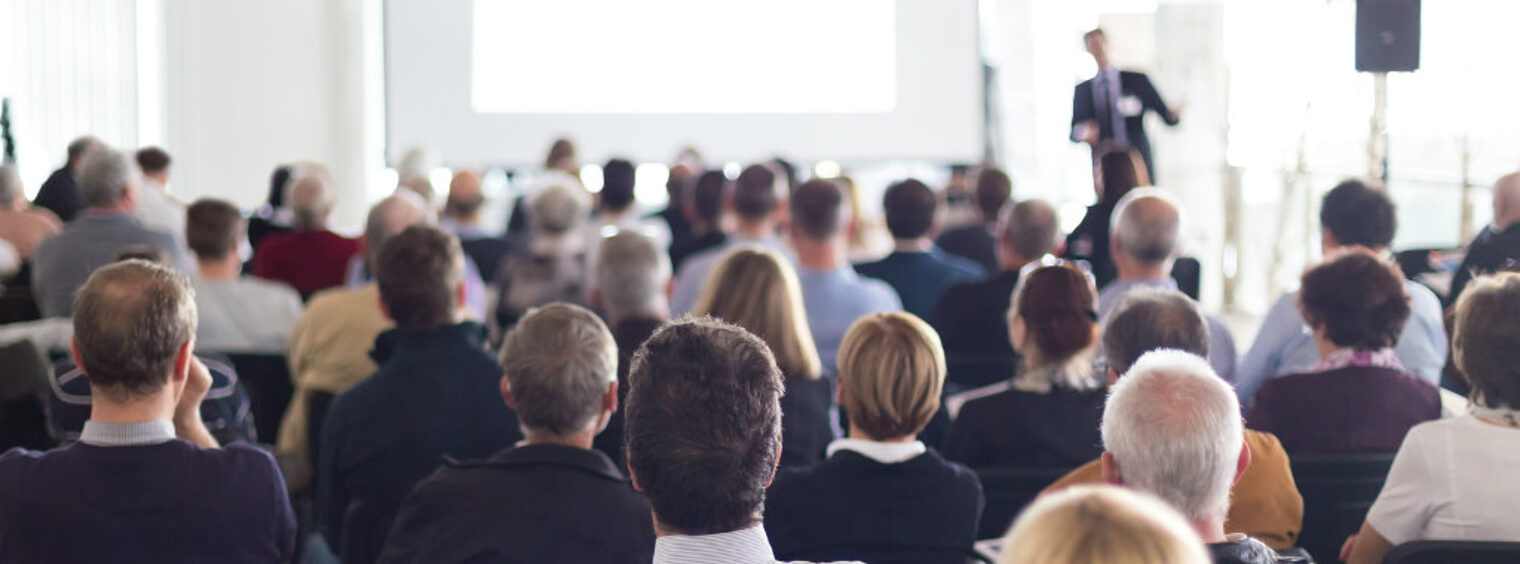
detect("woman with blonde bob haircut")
[999,485,1210,564]
[765,312,984,563]
[692,247,833,466]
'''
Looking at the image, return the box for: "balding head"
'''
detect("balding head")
[998,199,1061,269]
[71,260,197,403]
[1111,188,1181,269]
[1101,288,1210,377]
[595,232,671,322]
[1101,350,1243,525]
[445,170,484,221]
[286,175,335,230]
[364,193,430,262]
[1492,173,1520,229]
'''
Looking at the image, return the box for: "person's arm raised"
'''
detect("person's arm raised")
[173,357,220,448]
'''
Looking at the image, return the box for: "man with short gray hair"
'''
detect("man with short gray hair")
[31,145,189,317]
[1100,350,1305,563]
[1102,187,1237,383]
[381,303,655,562]
[252,171,362,298]
[590,231,672,464]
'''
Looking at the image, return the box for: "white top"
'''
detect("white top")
[826,438,927,464]
[1365,415,1520,545]
[653,525,858,564]
[193,277,304,353]
[135,179,187,247]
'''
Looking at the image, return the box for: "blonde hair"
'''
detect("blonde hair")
[838,312,946,439]
[692,247,822,379]
[998,485,1209,564]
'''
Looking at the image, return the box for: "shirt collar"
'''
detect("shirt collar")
[826,438,926,464]
[1310,347,1404,373]
[653,525,777,564]
[79,419,176,446]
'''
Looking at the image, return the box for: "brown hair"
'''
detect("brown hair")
[135,146,171,175]
[375,225,465,329]
[789,178,847,241]
[882,178,936,240]
[1011,264,1098,365]
[186,198,244,260]
[975,167,1014,221]
[72,260,197,402]
[692,247,822,379]
[838,313,946,440]
[1298,253,1410,351]
[1097,147,1150,207]
[545,138,577,172]
[732,164,779,221]
[1452,272,1520,408]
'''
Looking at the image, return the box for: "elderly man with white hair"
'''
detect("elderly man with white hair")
[588,231,672,465]
[31,145,190,317]
[252,169,362,298]
[1100,350,1308,563]
[1100,187,1238,383]
[1447,172,1520,304]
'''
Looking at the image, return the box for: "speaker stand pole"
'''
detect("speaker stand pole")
[1369,72,1390,184]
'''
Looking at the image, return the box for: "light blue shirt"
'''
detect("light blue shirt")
[796,266,902,372]
[1236,279,1447,407]
[1097,278,1238,384]
[669,235,791,316]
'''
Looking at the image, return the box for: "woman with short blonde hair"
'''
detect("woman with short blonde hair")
[999,485,1210,564]
[693,247,830,465]
[764,312,983,563]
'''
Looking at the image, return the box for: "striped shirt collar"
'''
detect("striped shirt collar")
[653,525,777,564]
[79,419,176,447]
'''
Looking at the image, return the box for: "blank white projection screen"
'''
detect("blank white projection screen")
[385,0,980,165]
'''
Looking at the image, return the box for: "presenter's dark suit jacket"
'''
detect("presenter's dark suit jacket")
[1071,70,1178,176]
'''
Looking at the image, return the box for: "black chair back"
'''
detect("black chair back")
[223,353,294,444]
[974,466,1073,540]
[0,340,53,451]
[1385,540,1520,564]
[1170,256,1202,301]
[1290,453,1396,562]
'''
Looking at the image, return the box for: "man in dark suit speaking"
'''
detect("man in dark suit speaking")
[1071,28,1180,177]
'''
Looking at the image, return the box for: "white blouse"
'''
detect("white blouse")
[1366,415,1520,545]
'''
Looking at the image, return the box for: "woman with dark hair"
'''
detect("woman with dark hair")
[943,259,1106,468]
[1247,252,1440,454]
[245,165,295,253]
[1063,147,1150,288]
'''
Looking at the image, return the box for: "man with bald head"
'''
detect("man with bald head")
[1101,188,1237,383]
[343,192,490,320]
[253,170,361,298]
[1448,172,1520,304]
[441,170,512,281]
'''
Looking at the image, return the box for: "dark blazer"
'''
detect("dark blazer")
[780,375,838,467]
[669,231,727,273]
[1246,364,1440,455]
[929,270,1022,390]
[935,225,998,273]
[1070,69,1178,175]
[765,449,983,564]
[32,167,83,222]
[855,249,985,320]
[380,444,655,564]
[1448,223,1520,305]
[317,323,522,564]
[593,316,665,468]
[460,237,514,286]
[943,385,1106,469]
[1064,203,1118,289]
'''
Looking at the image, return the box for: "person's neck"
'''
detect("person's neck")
[847,424,914,444]
[196,255,242,281]
[87,204,133,216]
[652,517,758,538]
[1315,336,1339,360]
[88,387,175,424]
[445,212,480,227]
[145,174,169,189]
[734,220,774,240]
[1116,261,1171,283]
[893,238,934,253]
[1191,516,1230,544]
[522,427,597,450]
[794,238,844,271]
[609,309,670,328]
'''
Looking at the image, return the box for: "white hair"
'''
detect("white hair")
[1101,349,1242,523]
[595,231,671,321]
[77,146,139,207]
[1111,187,1182,264]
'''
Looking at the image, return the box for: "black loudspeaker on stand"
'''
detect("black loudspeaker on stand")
[1356,0,1421,72]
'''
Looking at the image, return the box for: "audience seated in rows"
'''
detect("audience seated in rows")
[1099,188,1237,382]
[766,312,982,563]
[931,199,1062,378]
[624,317,851,564]
[856,178,985,319]
[496,182,593,329]
[0,164,62,266]
[1238,180,1446,404]
[588,231,671,466]
[0,260,294,561]
[693,247,837,467]
[936,167,1013,273]
[651,150,703,251]
[440,170,512,282]
[1044,287,1303,550]
[133,147,185,248]
[252,169,361,298]
[998,485,1210,564]
[669,163,790,314]
[186,199,302,353]
[32,144,190,317]
[1447,172,1520,304]
[668,169,730,271]
[1247,252,1440,454]
[381,304,654,563]
[788,178,902,370]
[1099,350,1307,563]
[1063,147,1149,288]
[1344,272,1520,563]
[343,192,490,322]
[31,136,100,222]
[943,260,1106,468]
[591,158,671,250]
[317,225,521,564]
[275,195,418,492]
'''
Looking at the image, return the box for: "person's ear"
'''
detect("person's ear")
[664,277,675,300]
[1051,240,1068,257]
[456,281,468,313]
[171,341,193,385]
[590,287,604,312]
[1100,452,1123,485]
[1106,366,1120,387]
[1009,315,1028,352]
[1233,440,1252,486]
[69,339,84,375]
[627,464,644,492]
[763,441,783,488]
[604,380,618,414]
[499,375,517,410]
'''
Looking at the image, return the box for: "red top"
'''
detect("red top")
[252,230,361,297]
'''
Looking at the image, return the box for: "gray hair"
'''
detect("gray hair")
[364,193,430,260]
[499,303,618,436]
[1000,199,1061,260]
[72,260,198,402]
[1111,188,1182,264]
[0,165,20,205]
[530,183,588,236]
[1101,288,1210,375]
[77,146,139,208]
[1102,350,1242,523]
[286,174,335,229]
[596,232,671,321]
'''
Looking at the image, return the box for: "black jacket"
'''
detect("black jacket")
[929,270,1022,390]
[1209,536,1312,563]
[380,444,655,564]
[765,449,983,564]
[1071,69,1178,175]
[1448,222,1520,305]
[32,167,82,222]
[779,375,839,467]
[943,385,1106,469]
